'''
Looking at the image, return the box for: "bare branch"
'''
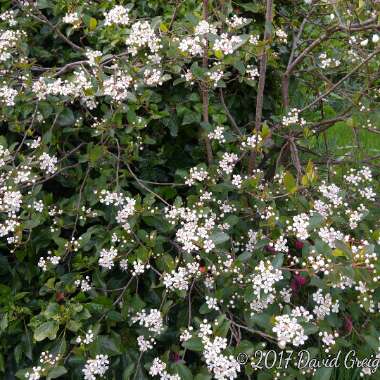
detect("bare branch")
[248,0,274,174]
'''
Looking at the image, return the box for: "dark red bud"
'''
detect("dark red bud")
[295,240,304,250]
[343,315,353,334]
[55,291,65,303]
[295,274,308,286]
[291,279,298,293]
[291,274,308,294]
[265,245,276,254]
[169,352,181,363]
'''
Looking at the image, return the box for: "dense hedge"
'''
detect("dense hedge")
[1,0,380,379]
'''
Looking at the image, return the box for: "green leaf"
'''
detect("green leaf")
[172,363,193,380]
[47,366,68,379]
[284,171,297,193]
[89,18,97,31]
[272,253,284,268]
[194,375,211,380]
[183,337,203,352]
[123,364,135,380]
[89,145,103,163]
[313,367,333,380]
[34,321,59,341]
[57,109,75,127]
[94,335,122,356]
[210,231,230,245]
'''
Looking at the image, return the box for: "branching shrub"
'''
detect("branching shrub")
[0,0,380,379]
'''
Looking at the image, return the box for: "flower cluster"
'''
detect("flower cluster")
[82,355,109,380]
[163,262,200,291]
[185,166,209,186]
[312,290,340,320]
[132,309,164,335]
[197,321,241,380]
[25,352,60,380]
[104,5,130,26]
[98,190,136,231]
[125,21,161,56]
[149,358,180,380]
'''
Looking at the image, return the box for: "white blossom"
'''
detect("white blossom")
[273,314,308,348]
[98,247,118,269]
[104,6,130,26]
[82,355,109,380]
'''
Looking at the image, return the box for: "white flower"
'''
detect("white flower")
[86,49,102,66]
[119,259,128,271]
[0,30,25,62]
[312,290,339,320]
[144,68,163,86]
[232,174,242,189]
[0,10,17,26]
[180,327,193,342]
[226,15,248,29]
[132,309,164,334]
[249,34,259,45]
[270,236,288,253]
[318,226,344,248]
[185,167,208,186]
[98,247,118,269]
[25,352,60,380]
[163,262,199,291]
[319,182,342,206]
[0,190,22,213]
[131,260,150,276]
[213,34,241,55]
[62,12,80,28]
[104,6,129,26]
[291,306,313,322]
[241,134,262,149]
[372,34,379,43]
[282,108,306,127]
[125,21,161,55]
[38,153,58,174]
[82,355,109,380]
[75,276,92,292]
[103,70,133,102]
[275,29,287,43]
[207,69,224,87]
[246,65,259,80]
[319,331,339,352]
[76,329,94,345]
[0,84,17,106]
[287,213,309,240]
[318,52,341,69]
[273,314,308,348]
[201,332,241,380]
[195,20,217,36]
[251,260,283,298]
[149,358,167,376]
[208,126,225,143]
[179,36,204,56]
[99,191,136,230]
[137,335,155,352]
[218,152,238,175]
[205,296,219,310]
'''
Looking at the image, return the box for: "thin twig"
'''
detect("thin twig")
[219,88,243,136]
[248,0,274,174]
[202,0,213,165]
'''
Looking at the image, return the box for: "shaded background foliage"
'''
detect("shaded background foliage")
[0,0,380,379]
